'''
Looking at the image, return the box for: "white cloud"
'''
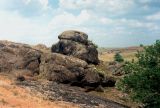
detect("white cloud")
[0,0,50,16]
[98,17,159,31]
[100,17,113,25]
[115,18,159,31]
[59,0,135,14]
[47,9,93,40]
[139,0,152,3]
[0,10,51,45]
[0,0,159,47]
[59,0,76,9]
[146,12,160,20]
[24,0,49,10]
[0,9,92,46]
[49,10,90,28]
[38,0,49,10]
[23,0,31,5]
[127,20,159,30]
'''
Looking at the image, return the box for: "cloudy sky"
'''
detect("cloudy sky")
[0,0,160,47]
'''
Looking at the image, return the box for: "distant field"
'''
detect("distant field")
[99,51,137,62]
[98,46,143,62]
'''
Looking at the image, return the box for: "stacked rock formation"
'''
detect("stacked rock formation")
[51,30,99,65]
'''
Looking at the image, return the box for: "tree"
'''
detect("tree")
[114,52,124,62]
[140,44,144,47]
[117,40,160,108]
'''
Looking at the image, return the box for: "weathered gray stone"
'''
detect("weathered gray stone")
[51,30,99,65]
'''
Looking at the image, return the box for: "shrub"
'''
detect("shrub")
[117,40,160,108]
[114,53,124,62]
[140,44,144,47]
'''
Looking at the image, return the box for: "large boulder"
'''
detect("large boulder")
[0,40,41,75]
[51,30,99,65]
[58,30,88,44]
[39,53,115,89]
[39,53,88,83]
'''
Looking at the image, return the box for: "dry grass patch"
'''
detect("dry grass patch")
[0,74,79,108]
[90,87,140,108]
[99,52,137,62]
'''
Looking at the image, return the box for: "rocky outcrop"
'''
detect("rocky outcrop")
[51,30,99,65]
[39,53,115,89]
[0,40,41,75]
[0,40,115,90]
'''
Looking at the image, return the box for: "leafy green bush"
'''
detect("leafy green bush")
[114,53,124,62]
[117,40,160,108]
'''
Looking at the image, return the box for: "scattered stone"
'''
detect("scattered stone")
[101,77,116,87]
[16,75,25,81]
[108,61,125,76]
[95,85,104,92]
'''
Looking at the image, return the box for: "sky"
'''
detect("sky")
[0,0,160,47]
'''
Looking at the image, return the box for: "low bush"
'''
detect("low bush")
[117,40,160,108]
